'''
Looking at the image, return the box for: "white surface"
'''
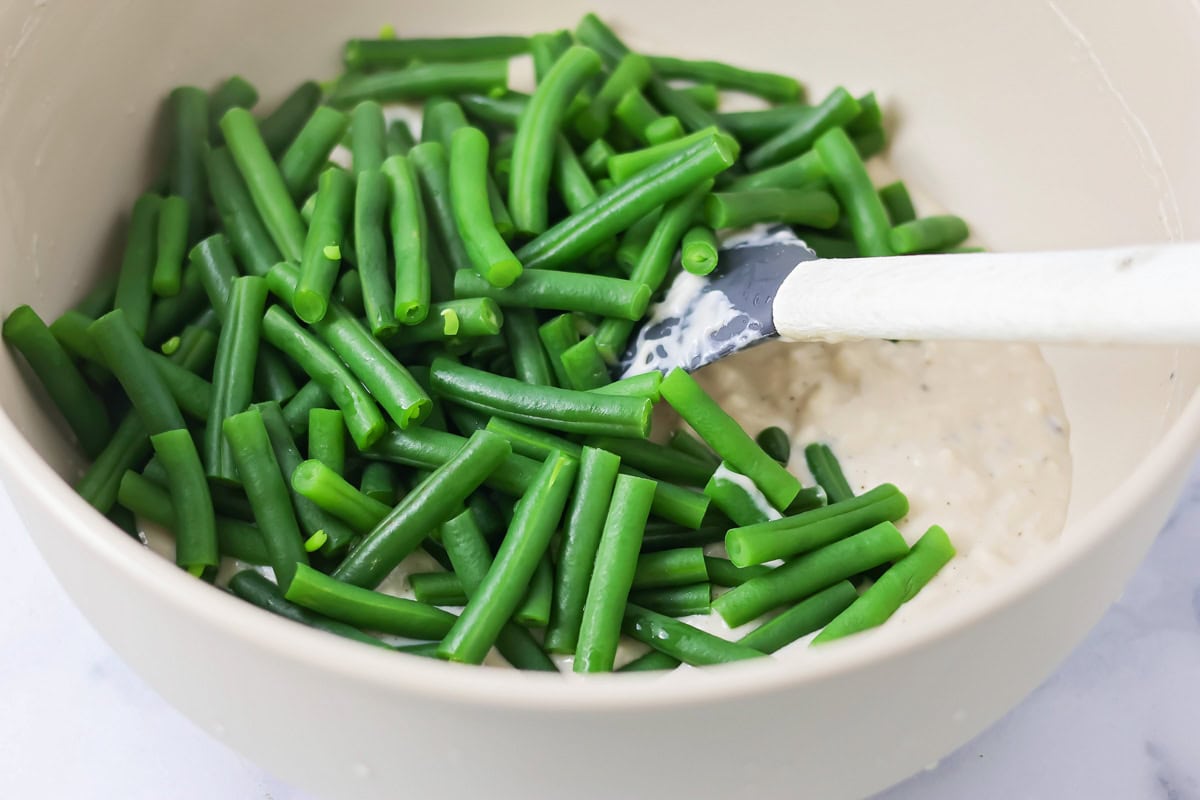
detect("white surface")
[774,242,1200,344]
[5,465,1200,799]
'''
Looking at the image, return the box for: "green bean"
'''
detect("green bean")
[3,306,112,458]
[878,180,916,225]
[259,81,322,156]
[594,181,712,361]
[606,128,719,183]
[419,96,466,145]
[165,87,209,244]
[574,53,653,141]
[203,147,281,277]
[151,196,189,297]
[745,88,861,171]
[409,571,467,605]
[307,408,345,474]
[333,430,512,588]
[804,442,855,504]
[285,563,456,640]
[580,137,617,178]
[448,127,523,287]
[614,210,660,275]
[611,89,661,145]
[632,547,708,590]
[559,336,611,390]
[628,583,712,618]
[343,36,530,69]
[204,275,268,482]
[48,309,106,368]
[360,462,398,505]
[889,215,970,254]
[572,473,655,672]
[542,447,622,654]
[367,425,539,497]
[586,436,715,487]
[730,150,825,193]
[142,270,213,350]
[386,298,503,345]
[148,428,217,574]
[537,313,579,386]
[704,556,770,587]
[458,92,528,128]
[112,194,162,339]
[375,155,432,326]
[279,106,350,200]
[813,526,955,644]
[646,75,725,136]
[529,30,573,82]
[330,61,509,107]
[291,458,389,533]
[661,367,800,511]
[553,137,600,215]
[647,55,801,103]
[679,225,719,276]
[592,372,662,402]
[644,115,685,146]
[148,351,213,420]
[221,408,309,589]
[76,415,152,513]
[503,307,554,386]
[229,570,391,648]
[756,426,791,464]
[703,462,776,527]
[515,555,554,627]
[678,83,720,111]
[117,470,269,565]
[73,272,118,319]
[714,521,910,627]
[624,605,764,665]
[814,126,893,257]
[667,430,720,465]
[90,309,185,435]
[726,483,906,566]
[430,356,650,438]
[408,141,472,279]
[517,132,737,271]
[455,269,650,323]
[509,46,603,236]
[704,188,839,230]
[209,75,259,140]
[349,101,386,174]
[347,169,396,337]
[260,305,387,449]
[438,452,577,664]
[386,119,417,156]
[293,167,354,323]
[281,380,332,436]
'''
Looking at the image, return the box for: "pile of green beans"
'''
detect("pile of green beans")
[3,12,964,673]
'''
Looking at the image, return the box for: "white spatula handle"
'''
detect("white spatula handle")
[772,242,1200,344]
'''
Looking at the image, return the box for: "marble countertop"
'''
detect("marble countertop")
[3,467,1199,800]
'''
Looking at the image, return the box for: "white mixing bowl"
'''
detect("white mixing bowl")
[2,1,1198,797]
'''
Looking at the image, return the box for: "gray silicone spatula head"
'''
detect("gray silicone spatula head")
[617,226,817,378]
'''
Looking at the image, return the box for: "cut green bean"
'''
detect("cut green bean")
[333,430,512,588]
[204,275,268,482]
[386,298,503,344]
[291,458,390,533]
[878,180,916,225]
[574,53,653,141]
[745,87,861,170]
[543,446,622,654]
[286,563,456,640]
[73,273,118,320]
[439,452,577,664]
[408,141,472,277]
[152,196,189,296]
[515,555,554,627]
[409,571,468,605]
[660,367,800,510]
[714,521,910,627]
[3,306,112,458]
[459,91,528,128]
[726,483,907,566]
[756,426,791,464]
[229,570,390,648]
[360,462,398,506]
[259,81,322,156]
[349,101,387,174]
[307,408,345,474]
[142,269,211,348]
[367,425,540,497]
[612,89,661,145]
[580,137,617,177]
[330,61,509,106]
[730,150,825,192]
[89,309,185,435]
[282,380,332,436]
[615,209,660,274]
[648,55,802,103]
[538,313,580,386]
[704,462,778,527]
[221,408,309,589]
[515,131,738,271]
[294,167,354,323]
[450,126,523,287]
[678,83,720,111]
[559,336,611,391]
[343,36,530,69]
[814,126,893,257]
[149,428,217,573]
[351,168,397,337]
[386,119,417,155]
[606,127,722,183]
[220,108,306,262]
[646,76,724,135]
[509,46,603,235]
[804,442,855,504]
[573,473,655,673]
[585,436,715,487]
[889,215,970,254]
[166,87,209,244]
[379,154,431,325]
[113,193,162,339]
[704,188,838,230]
[48,309,106,368]
[592,371,662,402]
[209,75,259,141]
[813,526,955,644]
[632,547,709,590]
[454,269,650,321]
[76,415,152,513]
[279,106,350,200]
[644,115,685,145]
[553,136,600,215]
[681,225,719,276]
[706,556,771,587]
[625,605,763,665]
[628,583,712,618]
[668,429,720,465]
[204,146,281,277]
[503,307,554,386]
[430,356,651,438]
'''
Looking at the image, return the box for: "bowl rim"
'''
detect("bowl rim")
[2,358,1198,711]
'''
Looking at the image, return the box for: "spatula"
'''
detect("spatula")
[616,226,1200,378]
